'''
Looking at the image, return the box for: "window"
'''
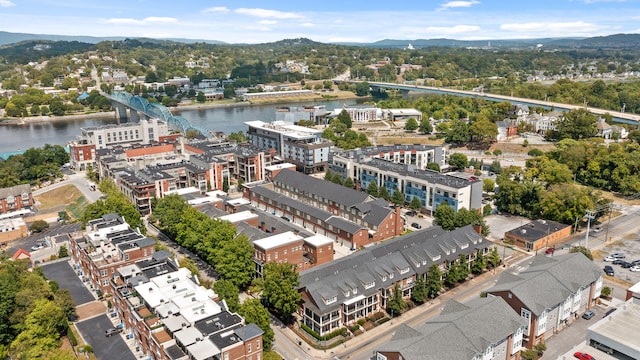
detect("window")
[248,343,252,352]
[223,352,229,360]
[101,270,108,277]
[256,339,261,349]
[364,281,375,289]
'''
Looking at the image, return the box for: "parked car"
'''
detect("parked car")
[592,227,602,233]
[612,259,625,265]
[280,216,290,222]
[604,265,615,276]
[611,253,625,258]
[104,328,121,337]
[411,222,422,229]
[620,261,633,269]
[603,256,616,262]
[582,310,595,320]
[573,352,595,360]
[629,265,640,272]
[405,210,416,217]
[30,243,45,251]
[545,248,555,254]
[631,260,640,266]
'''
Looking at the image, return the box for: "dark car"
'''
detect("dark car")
[604,265,615,276]
[582,310,595,320]
[620,261,633,269]
[280,216,290,222]
[631,259,640,266]
[405,210,416,217]
[411,222,422,229]
[612,259,625,265]
[105,328,121,337]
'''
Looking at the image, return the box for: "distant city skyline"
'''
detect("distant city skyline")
[1,0,639,44]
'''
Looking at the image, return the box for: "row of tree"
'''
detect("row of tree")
[0,144,69,188]
[0,259,76,360]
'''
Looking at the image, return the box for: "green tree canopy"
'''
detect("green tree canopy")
[405,117,418,131]
[262,262,301,321]
[239,299,275,350]
[448,153,468,170]
[213,279,240,313]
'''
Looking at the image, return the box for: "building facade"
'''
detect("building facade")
[299,225,491,336]
[487,253,603,349]
[504,220,571,252]
[245,120,332,174]
[0,184,34,215]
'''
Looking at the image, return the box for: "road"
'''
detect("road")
[33,171,103,204]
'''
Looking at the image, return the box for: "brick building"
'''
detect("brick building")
[504,219,571,252]
[0,184,34,215]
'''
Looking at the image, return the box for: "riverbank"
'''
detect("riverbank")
[0,90,363,125]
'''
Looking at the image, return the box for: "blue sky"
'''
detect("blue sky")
[1,0,639,43]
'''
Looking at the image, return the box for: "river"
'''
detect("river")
[0,99,361,154]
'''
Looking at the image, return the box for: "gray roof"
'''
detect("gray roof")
[0,184,30,199]
[273,169,370,208]
[233,323,264,341]
[505,219,570,242]
[488,253,602,315]
[362,159,479,189]
[378,297,526,360]
[300,225,487,313]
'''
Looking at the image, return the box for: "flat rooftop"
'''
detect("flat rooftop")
[253,231,304,250]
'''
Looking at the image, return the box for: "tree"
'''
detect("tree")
[492,149,502,157]
[227,131,248,143]
[554,109,598,140]
[448,153,468,170]
[409,196,422,211]
[471,250,487,274]
[444,119,470,144]
[426,162,440,172]
[433,203,456,230]
[419,118,433,134]
[483,178,495,193]
[386,283,405,317]
[214,234,254,289]
[391,189,405,205]
[405,118,418,131]
[222,177,229,192]
[29,220,49,233]
[324,170,333,181]
[488,160,502,174]
[570,246,593,261]
[411,276,428,304]
[239,299,275,350]
[378,186,389,200]
[337,109,352,129]
[469,118,498,144]
[343,177,354,189]
[213,279,240,313]
[178,257,200,277]
[487,247,501,268]
[355,81,370,96]
[426,264,443,298]
[57,245,68,258]
[262,262,301,321]
[366,181,379,197]
[331,173,343,185]
[152,194,189,239]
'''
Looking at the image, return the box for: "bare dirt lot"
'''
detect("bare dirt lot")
[34,184,83,210]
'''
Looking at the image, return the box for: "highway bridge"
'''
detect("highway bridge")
[361,81,640,125]
[106,92,212,138]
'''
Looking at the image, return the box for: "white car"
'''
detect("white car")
[630,266,640,272]
[611,253,625,259]
[30,243,45,251]
[603,256,616,262]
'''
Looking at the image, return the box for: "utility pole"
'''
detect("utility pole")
[604,203,614,244]
[584,210,595,248]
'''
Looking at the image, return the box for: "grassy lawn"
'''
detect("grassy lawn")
[35,185,84,210]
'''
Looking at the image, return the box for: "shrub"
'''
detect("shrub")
[601,286,612,298]
[357,319,365,326]
[67,328,78,346]
[29,220,49,233]
[300,323,347,341]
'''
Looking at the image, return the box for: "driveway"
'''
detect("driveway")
[76,314,136,360]
[41,260,95,306]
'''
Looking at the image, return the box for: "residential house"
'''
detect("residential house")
[496,120,518,141]
[487,253,603,349]
[0,184,34,215]
[596,118,613,139]
[376,296,526,360]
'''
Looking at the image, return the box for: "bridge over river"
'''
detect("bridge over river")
[106,92,212,138]
[361,81,640,126]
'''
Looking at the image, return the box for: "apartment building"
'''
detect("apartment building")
[355,159,483,213]
[275,105,331,125]
[68,118,169,170]
[69,214,156,296]
[253,231,305,276]
[110,256,264,360]
[376,297,526,360]
[245,120,332,174]
[330,145,447,180]
[0,184,34,215]
[299,225,491,336]
[487,253,603,349]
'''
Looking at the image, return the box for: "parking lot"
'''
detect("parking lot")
[41,260,95,306]
[75,314,136,360]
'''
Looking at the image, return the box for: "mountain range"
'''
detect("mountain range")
[1,30,640,49]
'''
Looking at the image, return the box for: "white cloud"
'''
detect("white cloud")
[104,16,177,25]
[0,0,15,7]
[425,25,482,34]
[501,21,600,33]
[201,6,229,14]
[258,20,278,25]
[300,22,315,28]
[440,1,480,9]
[235,8,304,19]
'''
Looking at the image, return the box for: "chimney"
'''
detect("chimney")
[473,224,483,235]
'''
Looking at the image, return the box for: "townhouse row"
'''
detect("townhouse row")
[375,253,604,360]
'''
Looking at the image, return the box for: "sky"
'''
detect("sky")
[1,0,640,44]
